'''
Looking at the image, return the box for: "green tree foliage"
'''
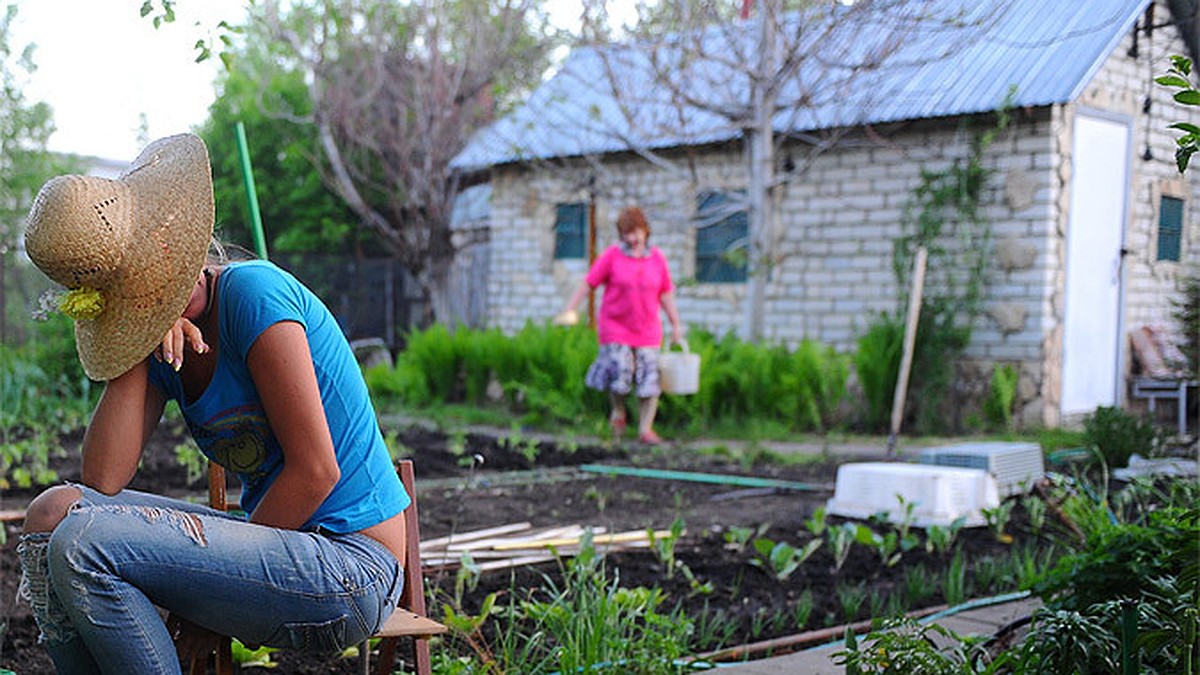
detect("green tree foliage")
[0,4,67,250]
[1,4,83,349]
[245,0,561,322]
[197,33,372,255]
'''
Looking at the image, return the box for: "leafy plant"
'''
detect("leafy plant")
[981,501,1014,543]
[750,537,822,581]
[982,363,1018,432]
[1171,270,1200,377]
[1009,607,1122,673]
[723,523,769,552]
[853,313,903,431]
[925,516,966,555]
[854,524,902,567]
[804,505,829,537]
[835,616,1004,674]
[647,516,687,580]
[827,522,857,572]
[1156,54,1200,172]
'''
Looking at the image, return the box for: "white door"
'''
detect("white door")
[1061,113,1129,417]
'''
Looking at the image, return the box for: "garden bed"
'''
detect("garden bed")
[1,422,1046,674]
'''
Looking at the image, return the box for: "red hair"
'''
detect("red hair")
[616,206,650,238]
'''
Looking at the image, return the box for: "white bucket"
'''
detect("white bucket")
[659,340,700,395]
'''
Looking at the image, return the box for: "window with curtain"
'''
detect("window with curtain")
[554,202,587,259]
[694,190,748,283]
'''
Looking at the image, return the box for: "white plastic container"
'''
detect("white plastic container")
[825,462,1000,528]
[659,341,700,395]
[918,441,1044,498]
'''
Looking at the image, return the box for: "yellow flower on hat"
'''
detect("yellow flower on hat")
[58,287,104,320]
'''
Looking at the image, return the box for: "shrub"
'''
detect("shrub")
[1081,406,1156,468]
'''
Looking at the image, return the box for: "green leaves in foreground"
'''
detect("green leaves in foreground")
[1157,54,1200,173]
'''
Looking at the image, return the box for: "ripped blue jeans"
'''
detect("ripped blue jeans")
[17,484,403,674]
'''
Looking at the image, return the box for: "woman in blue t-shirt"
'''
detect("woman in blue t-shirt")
[18,134,409,673]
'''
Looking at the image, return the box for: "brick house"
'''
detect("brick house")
[451,0,1200,429]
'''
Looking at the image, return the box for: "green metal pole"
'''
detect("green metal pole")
[578,464,830,491]
[234,121,268,260]
[1120,599,1139,675]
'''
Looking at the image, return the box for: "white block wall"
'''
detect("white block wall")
[480,0,1200,427]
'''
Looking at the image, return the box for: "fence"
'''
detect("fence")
[0,250,431,354]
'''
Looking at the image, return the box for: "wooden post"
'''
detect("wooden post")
[888,246,928,456]
[587,198,597,327]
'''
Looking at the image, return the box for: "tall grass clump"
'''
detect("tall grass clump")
[368,322,850,437]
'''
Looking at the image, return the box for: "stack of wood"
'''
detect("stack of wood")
[420,522,677,573]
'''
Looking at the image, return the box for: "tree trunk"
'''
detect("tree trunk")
[742,0,777,341]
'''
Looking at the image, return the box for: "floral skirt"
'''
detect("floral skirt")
[585,343,661,398]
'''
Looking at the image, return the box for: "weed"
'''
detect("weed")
[903,564,937,606]
[943,550,967,606]
[792,590,814,630]
[835,580,869,623]
[582,485,608,512]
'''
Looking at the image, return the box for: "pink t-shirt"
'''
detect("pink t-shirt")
[586,245,674,347]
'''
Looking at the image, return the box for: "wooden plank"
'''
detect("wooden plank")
[492,528,671,551]
[422,522,533,550]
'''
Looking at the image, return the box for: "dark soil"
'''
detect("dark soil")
[1,422,1035,674]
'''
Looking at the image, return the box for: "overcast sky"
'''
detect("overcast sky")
[9,0,636,162]
[9,1,245,161]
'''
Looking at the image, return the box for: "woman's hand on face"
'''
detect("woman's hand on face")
[154,317,208,371]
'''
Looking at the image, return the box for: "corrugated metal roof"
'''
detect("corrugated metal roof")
[452,0,1151,171]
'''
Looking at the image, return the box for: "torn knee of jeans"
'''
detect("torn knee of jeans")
[17,534,76,646]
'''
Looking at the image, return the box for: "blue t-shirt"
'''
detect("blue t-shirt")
[148,261,409,532]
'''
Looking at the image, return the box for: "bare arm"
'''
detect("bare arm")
[81,360,166,494]
[563,278,593,314]
[244,321,341,529]
[554,278,594,325]
[660,290,682,344]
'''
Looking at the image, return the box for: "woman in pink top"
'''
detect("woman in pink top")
[558,206,682,444]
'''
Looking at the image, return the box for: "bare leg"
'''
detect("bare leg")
[609,391,627,439]
[637,396,660,440]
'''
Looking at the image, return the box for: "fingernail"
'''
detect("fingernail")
[173,359,182,371]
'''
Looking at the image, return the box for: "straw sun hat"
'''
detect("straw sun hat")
[24,134,215,381]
